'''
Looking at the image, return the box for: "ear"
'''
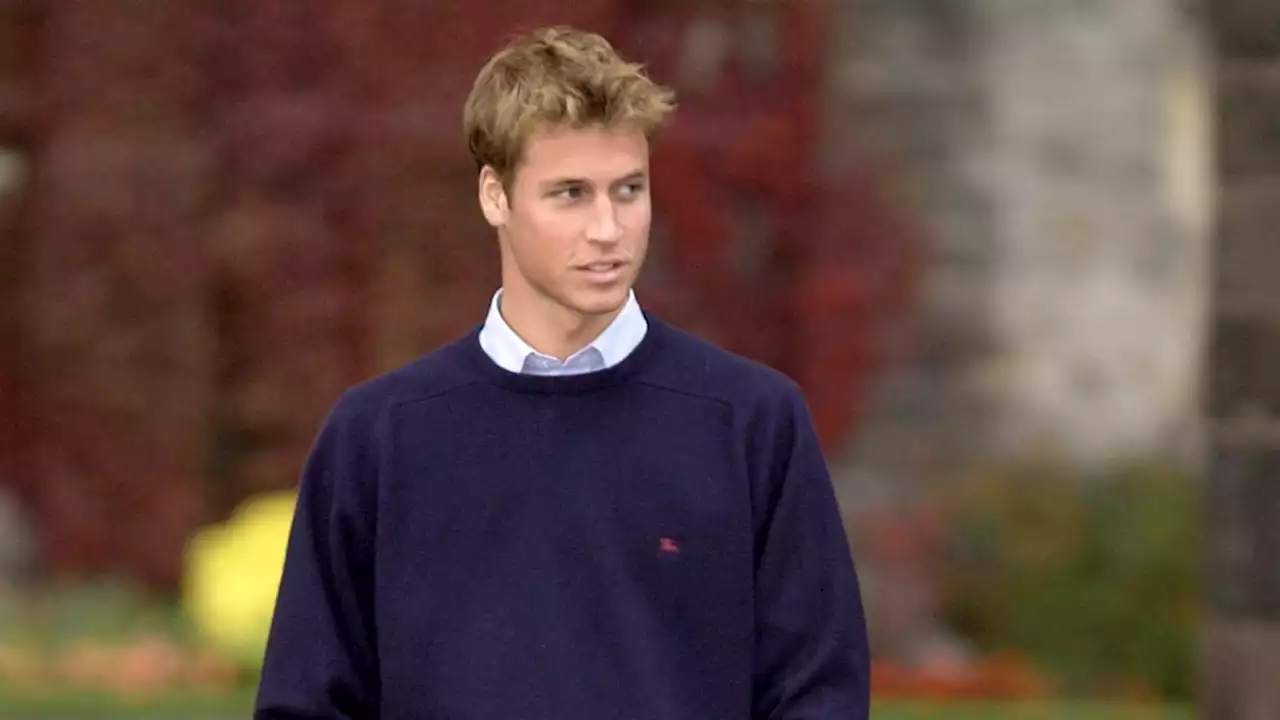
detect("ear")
[477,166,509,228]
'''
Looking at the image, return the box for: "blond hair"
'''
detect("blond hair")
[463,26,676,181]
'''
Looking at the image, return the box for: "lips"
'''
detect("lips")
[576,260,627,283]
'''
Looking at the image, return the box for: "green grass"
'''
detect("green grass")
[0,692,1193,719]
[873,702,1190,718]
[0,690,253,719]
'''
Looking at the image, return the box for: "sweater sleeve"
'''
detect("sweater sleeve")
[751,382,870,720]
[254,392,381,719]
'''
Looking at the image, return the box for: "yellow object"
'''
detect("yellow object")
[182,491,297,669]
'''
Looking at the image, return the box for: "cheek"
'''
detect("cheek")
[621,200,652,234]
[509,210,578,267]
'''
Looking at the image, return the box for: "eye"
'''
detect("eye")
[554,186,585,201]
[616,181,646,200]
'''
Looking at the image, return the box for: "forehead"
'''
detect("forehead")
[517,125,649,183]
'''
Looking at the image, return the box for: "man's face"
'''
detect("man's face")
[480,124,651,320]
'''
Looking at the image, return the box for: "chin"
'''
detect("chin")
[570,289,629,317]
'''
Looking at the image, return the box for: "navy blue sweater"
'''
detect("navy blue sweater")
[255,314,870,719]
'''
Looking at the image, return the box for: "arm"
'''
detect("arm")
[751,383,870,720]
[255,392,381,719]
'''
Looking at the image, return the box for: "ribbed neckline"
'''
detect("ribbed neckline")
[462,311,666,394]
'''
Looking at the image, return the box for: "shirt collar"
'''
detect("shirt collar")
[478,289,648,374]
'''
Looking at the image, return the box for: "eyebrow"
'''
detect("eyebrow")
[540,169,648,191]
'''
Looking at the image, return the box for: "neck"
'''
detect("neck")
[498,283,622,361]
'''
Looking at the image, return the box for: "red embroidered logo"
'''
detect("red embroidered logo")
[658,537,680,554]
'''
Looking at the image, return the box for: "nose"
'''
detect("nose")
[585,197,622,245]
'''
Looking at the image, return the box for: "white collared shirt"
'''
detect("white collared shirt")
[478,289,648,376]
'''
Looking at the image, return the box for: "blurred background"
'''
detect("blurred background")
[0,0,1275,718]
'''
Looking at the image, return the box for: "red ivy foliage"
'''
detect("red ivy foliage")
[4,0,917,588]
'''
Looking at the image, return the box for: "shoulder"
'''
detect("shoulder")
[643,315,807,415]
[323,330,483,433]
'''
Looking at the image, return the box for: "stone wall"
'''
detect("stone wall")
[978,0,1211,465]
[1204,0,1280,716]
[830,0,1210,493]
[822,0,995,663]
[826,0,1211,663]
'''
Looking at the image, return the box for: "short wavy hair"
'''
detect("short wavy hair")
[463,26,676,181]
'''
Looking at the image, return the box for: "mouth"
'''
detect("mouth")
[576,260,628,283]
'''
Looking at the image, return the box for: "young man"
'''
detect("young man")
[255,26,870,720]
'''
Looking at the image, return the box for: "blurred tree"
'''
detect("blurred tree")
[1204,0,1280,716]
[18,1,215,588]
[0,0,39,560]
[3,0,916,591]
[943,461,1199,700]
